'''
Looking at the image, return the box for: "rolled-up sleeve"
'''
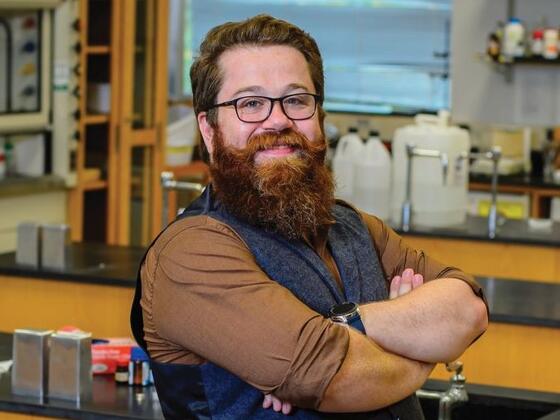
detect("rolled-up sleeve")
[145,216,349,408]
[360,212,486,303]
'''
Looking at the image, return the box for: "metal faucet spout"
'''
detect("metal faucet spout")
[466,148,502,238]
[416,361,468,420]
[401,144,449,232]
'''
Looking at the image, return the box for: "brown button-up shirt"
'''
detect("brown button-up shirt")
[140,210,483,408]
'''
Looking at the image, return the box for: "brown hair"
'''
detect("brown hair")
[190,15,325,158]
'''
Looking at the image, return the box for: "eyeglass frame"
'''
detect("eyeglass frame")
[205,93,323,123]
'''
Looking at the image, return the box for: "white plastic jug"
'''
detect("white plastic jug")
[332,129,363,202]
[391,111,470,227]
[353,132,392,220]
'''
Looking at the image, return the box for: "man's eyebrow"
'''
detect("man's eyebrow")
[231,84,312,98]
[285,83,311,93]
[231,86,263,97]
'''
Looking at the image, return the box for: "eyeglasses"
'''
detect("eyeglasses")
[207,93,321,123]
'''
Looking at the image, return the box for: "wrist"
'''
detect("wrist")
[329,302,366,334]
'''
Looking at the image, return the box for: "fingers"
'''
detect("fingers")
[412,273,424,288]
[390,269,424,299]
[263,394,294,415]
[262,394,272,409]
[272,395,282,412]
[399,268,413,296]
[389,275,401,299]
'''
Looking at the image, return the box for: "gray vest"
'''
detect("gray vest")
[131,187,424,419]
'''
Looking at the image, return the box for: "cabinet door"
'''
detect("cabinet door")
[114,0,167,245]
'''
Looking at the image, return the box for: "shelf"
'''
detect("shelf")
[83,114,109,124]
[85,45,111,55]
[82,180,108,191]
[486,54,560,66]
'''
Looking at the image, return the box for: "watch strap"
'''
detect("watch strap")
[348,313,366,335]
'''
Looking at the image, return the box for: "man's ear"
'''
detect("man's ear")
[197,111,215,157]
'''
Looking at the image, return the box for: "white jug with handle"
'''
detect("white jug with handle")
[332,128,363,203]
[354,130,392,220]
[391,110,470,227]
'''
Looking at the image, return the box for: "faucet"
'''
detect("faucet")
[401,143,449,232]
[161,171,205,227]
[416,361,468,420]
[456,147,501,238]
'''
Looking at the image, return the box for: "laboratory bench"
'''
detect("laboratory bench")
[0,333,164,420]
[0,329,559,420]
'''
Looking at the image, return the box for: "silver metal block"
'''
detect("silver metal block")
[48,331,92,402]
[16,222,40,267]
[41,224,70,270]
[11,329,53,398]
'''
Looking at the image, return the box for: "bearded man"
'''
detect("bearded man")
[131,14,488,420]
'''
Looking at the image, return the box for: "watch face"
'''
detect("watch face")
[330,302,357,317]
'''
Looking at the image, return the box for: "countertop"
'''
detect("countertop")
[394,214,560,248]
[1,329,558,419]
[470,173,560,190]
[1,242,560,329]
[0,333,163,419]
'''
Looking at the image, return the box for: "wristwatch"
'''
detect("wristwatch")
[328,302,366,334]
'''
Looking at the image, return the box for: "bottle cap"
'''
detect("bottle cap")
[348,127,358,133]
[368,129,380,138]
[130,346,149,362]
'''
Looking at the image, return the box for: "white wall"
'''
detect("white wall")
[0,191,67,253]
[451,0,560,127]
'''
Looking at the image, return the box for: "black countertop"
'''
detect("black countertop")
[470,173,560,190]
[395,214,560,248]
[1,243,560,330]
[0,242,143,287]
[1,330,559,419]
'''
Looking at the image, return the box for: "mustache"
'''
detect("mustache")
[223,128,326,164]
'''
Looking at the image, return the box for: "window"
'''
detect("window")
[170,0,451,115]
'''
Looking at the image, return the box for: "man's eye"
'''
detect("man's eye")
[238,98,265,109]
[284,95,308,106]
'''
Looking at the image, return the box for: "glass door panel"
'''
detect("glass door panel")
[131,0,155,129]
[129,146,153,246]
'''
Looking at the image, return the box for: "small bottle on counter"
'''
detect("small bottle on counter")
[543,28,559,60]
[128,346,151,387]
[114,357,129,385]
[531,29,544,57]
[503,18,525,59]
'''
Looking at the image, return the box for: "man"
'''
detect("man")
[131,14,488,419]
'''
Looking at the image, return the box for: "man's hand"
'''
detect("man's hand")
[263,393,294,415]
[389,268,424,299]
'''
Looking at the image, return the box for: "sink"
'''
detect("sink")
[419,394,560,420]
[418,379,560,420]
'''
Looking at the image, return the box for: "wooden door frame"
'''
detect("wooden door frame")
[114,0,167,245]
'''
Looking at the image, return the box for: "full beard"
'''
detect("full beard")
[209,127,335,241]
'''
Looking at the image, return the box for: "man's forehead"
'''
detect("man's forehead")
[216,45,314,96]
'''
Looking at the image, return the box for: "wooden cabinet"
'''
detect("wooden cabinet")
[68,0,168,246]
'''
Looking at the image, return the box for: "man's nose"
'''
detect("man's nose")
[262,100,293,131]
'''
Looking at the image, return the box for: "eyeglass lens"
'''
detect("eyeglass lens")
[236,94,316,122]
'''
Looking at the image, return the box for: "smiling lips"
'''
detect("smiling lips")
[255,145,297,163]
